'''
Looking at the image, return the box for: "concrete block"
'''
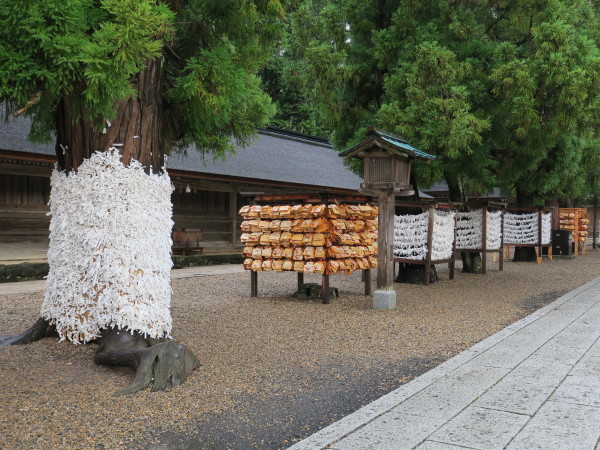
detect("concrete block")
[373,289,396,310]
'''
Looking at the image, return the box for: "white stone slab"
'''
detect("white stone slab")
[331,411,445,450]
[473,379,556,415]
[570,355,600,377]
[391,365,509,421]
[428,407,530,449]
[551,375,600,408]
[415,441,472,449]
[506,401,600,449]
[504,355,573,387]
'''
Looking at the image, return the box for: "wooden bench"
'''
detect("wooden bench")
[172,228,203,255]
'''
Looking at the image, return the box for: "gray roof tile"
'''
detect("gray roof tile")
[1,116,363,191]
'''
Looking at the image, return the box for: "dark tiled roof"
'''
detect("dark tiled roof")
[0,116,363,191]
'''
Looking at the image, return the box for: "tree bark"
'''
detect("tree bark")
[446,174,483,273]
[55,59,164,172]
[513,182,537,261]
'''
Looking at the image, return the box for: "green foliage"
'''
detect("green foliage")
[0,0,284,157]
[0,0,173,138]
[275,0,599,205]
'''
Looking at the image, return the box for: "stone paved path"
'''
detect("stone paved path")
[291,276,600,449]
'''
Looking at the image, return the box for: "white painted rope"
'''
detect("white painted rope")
[455,209,503,250]
[41,149,174,344]
[503,212,552,245]
[393,210,456,261]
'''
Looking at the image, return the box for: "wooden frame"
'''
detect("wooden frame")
[503,207,553,264]
[244,194,376,304]
[250,270,372,304]
[455,201,506,274]
[393,202,457,286]
[558,208,588,256]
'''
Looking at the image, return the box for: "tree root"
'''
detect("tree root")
[94,327,200,396]
[395,263,439,285]
[461,252,483,274]
[1,320,200,395]
[0,317,54,346]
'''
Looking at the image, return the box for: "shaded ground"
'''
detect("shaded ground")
[156,357,444,449]
[2,249,600,449]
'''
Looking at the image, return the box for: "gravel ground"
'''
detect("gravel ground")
[2,249,600,449]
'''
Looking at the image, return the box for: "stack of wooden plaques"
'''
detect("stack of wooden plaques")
[238,203,378,274]
[559,208,589,255]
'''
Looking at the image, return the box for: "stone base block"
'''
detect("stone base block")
[373,289,396,310]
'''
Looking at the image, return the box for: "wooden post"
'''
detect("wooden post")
[322,273,330,304]
[364,269,371,295]
[250,270,258,297]
[499,210,504,271]
[424,207,434,286]
[376,189,395,290]
[230,187,238,249]
[373,188,396,310]
[537,209,543,263]
[481,207,488,274]
[594,194,597,250]
[450,214,457,280]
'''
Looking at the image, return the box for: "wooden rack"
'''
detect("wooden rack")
[393,202,457,286]
[455,201,506,274]
[242,195,377,304]
[250,270,371,304]
[559,208,588,256]
[503,207,553,263]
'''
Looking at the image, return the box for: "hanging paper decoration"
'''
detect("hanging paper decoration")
[41,149,174,344]
[393,210,456,261]
[455,209,503,250]
[503,212,552,245]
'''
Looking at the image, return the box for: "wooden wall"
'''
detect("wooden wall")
[0,173,51,237]
[0,171,280,254]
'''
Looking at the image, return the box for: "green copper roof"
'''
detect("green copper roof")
[340,128,436,160]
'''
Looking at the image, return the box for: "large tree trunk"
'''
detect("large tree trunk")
[513,183,538,262]
[3,58,199,394]
[55,59,164,172]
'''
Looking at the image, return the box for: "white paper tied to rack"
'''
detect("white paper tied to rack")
[393,210,456,261]
[455,209,503,250]
[503,212,552,245]
[41,149,174,344]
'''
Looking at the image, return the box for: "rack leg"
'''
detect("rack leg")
[322,273,330,304]
[482,251,487,275]
[297,272,304,291]
[364,269,371,295]
[250,271,258,297]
